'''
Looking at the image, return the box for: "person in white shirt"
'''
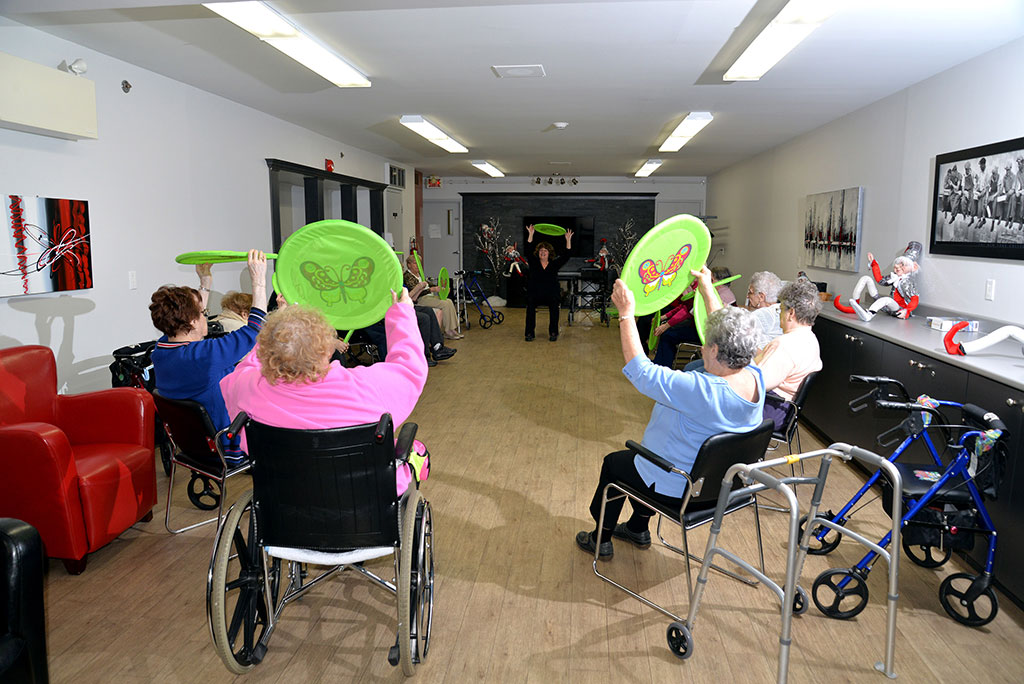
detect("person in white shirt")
[746,271,783,344]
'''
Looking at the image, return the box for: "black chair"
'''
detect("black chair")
[0,519,48,684]
[767,371,820,457]
[151,390,251,534]
[206,413,433,677]
[592,419,775,621]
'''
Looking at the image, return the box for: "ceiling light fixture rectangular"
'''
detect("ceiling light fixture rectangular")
[635,159,662,178]
[659,111,714,152]
[399,115,468,154]
[723,0,841,82]
[203,1,370,88]
[471,160,505,178]
[491,64,546,79]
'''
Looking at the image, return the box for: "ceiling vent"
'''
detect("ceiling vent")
[491,64,545,79]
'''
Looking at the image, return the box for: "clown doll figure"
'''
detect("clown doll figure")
[502,242,528,277]
[944,322,1024,357]
[835,241,922,321]
[586,238,612,271]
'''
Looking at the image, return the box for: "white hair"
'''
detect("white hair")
[750,271,782,303]
[704,307,760,370]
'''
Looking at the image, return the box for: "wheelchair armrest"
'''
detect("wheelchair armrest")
[395,422,418,463]
[225,411,249,440]
[625,439,679,474]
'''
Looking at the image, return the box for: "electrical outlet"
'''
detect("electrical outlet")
[128,270,137,290]
[985,279,996,301]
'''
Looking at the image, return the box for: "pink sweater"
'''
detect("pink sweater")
[220,302,428,451]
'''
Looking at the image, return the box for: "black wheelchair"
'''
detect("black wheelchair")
[206,413,434,676]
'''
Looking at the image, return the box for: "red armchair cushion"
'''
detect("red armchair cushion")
[74,444,157,551]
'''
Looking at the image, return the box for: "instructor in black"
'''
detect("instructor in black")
[524,224,573,341]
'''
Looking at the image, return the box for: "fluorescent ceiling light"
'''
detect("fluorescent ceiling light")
[471,160,505,178]
[659,111,714,152]
[399,115,468,154]
[203,2,370,88]
[635,159,662,178]
[724,0,841,81]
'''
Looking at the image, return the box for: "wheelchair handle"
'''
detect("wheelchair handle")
[626,439,677,473]
[226,411,249,440]
[374,413,393,443]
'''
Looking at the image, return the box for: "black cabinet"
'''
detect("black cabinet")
[804,318,887,448]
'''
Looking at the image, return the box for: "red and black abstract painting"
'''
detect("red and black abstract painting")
[3,195,93,297]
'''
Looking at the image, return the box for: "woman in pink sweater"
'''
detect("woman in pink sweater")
[220,289,428,493]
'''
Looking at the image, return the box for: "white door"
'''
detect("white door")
[422,200,461,279]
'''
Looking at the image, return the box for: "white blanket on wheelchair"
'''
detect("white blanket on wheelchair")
[266,545,393,565]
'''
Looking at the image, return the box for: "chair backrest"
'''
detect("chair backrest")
[151,390,220,468]
[789,371,820,410]
[688,419,775,506]
[245,415,400,552]
[0,346,57,426]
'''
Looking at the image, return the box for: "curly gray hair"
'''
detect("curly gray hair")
[750,271,782,303]
[704,307,761,370]
[778,280,822,326]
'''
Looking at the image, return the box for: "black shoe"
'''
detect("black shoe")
[575,530,613,560]
[525,334,534,342]
[612,523,651,549]
[433,346,457,361]
[549,333,558,342]
[426,357,437,367]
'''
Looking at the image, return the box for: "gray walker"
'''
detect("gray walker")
[669,444,903,683]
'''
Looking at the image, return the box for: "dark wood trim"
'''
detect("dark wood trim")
[265,158,388,191]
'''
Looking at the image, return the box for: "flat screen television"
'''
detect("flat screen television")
[522,216,595,259]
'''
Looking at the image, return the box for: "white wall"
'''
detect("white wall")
[0,22,411,390]
[708,37,1024,324]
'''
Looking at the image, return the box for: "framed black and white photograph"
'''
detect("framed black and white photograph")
[931,136,1024,259]
[803,186,863,272]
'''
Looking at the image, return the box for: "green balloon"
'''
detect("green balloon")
[272,219,402,331]
[620,214,712,317]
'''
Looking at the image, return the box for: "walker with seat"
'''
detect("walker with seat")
[455,269,503,329]
[206,412,434,676]
[806,376,1009,627]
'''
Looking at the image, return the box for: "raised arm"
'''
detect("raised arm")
[565,229,574,250]
[526,224,535,243]
[612,279,644,364]
[196,263,212,310]
[247,249,268,312]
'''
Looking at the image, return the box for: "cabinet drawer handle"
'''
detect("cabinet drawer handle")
[908,359,916,367]
[1008,398,1024,413]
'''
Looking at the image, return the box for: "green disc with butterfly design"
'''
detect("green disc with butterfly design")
[272,219,403,331]
[620,214,712,317]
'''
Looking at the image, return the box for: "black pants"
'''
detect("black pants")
[525,292,559,337]
[588,450,685,543]
[415,305,443,353]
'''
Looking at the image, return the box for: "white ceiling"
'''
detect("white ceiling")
[5,0,1024,178]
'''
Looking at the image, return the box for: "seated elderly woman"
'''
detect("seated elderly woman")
[697,271,823,431]
[404,254,462,340]
[149,250,268,464]
[220,289,428,493]
[576,277,765,559]
[212,291,253,333]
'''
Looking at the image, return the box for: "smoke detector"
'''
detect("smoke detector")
[552,121,569,130]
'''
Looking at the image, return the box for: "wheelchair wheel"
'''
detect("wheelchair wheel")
[938,572,998,627]
[493,311,504,324]
[397,489,423,676]
[480,315,493,329]
[187,473,221,511]
[208,490,280,674]
[157,440,173,477]
[902,537,951,568]
[412,500,435,662]
[812,568,869,620]
[666,621,693,660]
[798,512,842,555]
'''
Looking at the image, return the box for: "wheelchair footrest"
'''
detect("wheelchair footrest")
[387,641,400,666]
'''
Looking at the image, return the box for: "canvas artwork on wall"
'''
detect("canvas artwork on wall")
[930,135,1024,260]
[2,195,93,297]
[803,187,864,272]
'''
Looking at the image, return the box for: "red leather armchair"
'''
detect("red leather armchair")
[0,345,157,574]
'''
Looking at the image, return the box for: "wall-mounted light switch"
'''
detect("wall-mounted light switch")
[985,279,996,301]
[128,270,137,290]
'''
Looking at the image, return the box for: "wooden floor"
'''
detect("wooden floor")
[44,307,1024,683]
